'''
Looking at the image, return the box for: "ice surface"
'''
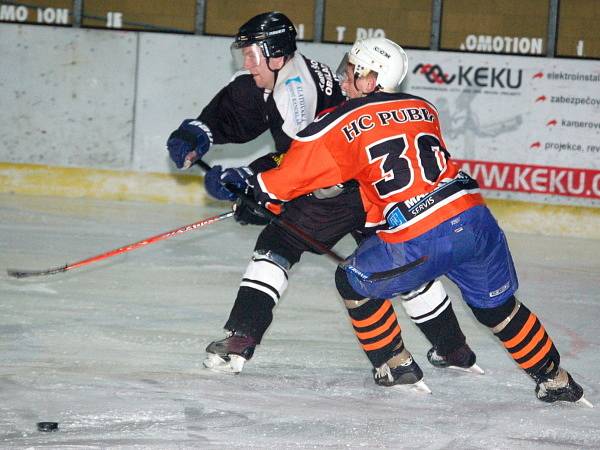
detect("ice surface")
[1,193,599,449]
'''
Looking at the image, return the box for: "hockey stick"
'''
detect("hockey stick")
[197,159,426,281]
[197,159,346,263]
[7,211,234,279]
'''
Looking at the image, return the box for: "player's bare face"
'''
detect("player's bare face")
[242,46,276,90]
[341,64,374,99]
[341,65,361,99]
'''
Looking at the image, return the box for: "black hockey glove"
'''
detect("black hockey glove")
[232,195,270,226]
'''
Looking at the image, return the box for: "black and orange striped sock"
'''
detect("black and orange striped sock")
[346,298,403,368]
[472,297,560,381]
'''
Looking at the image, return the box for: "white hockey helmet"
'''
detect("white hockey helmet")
[346,37,408,93]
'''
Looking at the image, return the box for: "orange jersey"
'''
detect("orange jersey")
[256,92,484,243]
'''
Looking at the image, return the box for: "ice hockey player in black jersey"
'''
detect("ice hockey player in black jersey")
[165,11,480,382]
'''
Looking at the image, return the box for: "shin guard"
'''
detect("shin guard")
[224,287,275,344]
[472,296,560,381]
[401,280,466,356]
[345,298,403,368]
[225,251,290,344]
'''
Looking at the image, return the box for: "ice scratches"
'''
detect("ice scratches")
[138,377,162,386]
[255,418,382,448]
[0,376,32,393]
[184,406,253,433]
[0,323,29,335]
[233,366,363,396]
[19,437,206,449]
[2,283,58,295]
[51,410,189,438]
[508,435,591,448]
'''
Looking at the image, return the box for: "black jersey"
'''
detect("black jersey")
[197,53,344,157]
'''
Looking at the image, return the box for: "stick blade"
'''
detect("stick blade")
[7,265,68,279]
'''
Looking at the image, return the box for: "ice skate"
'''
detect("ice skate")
[203,330,257,374]
[535,367,593,407]
[373,354,431,394]
[427,344,484,375]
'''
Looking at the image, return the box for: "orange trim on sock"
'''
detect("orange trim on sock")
[519,337,554,369]
[351,300,392,328]
[362,324,401,351]
[355,312,399,340]
[503,313,536,349]
[511,326,546,360]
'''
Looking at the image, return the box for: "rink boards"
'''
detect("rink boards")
[1,162,598,239]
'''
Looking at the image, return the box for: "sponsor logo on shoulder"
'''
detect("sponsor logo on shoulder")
[284,76,306,126]
[285,76,302,85]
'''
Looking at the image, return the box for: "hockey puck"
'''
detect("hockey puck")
[37,422,59,432]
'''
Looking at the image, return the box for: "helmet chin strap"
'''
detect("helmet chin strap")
[266,53,291,72]
[267,59,280,91]
[266,54,292,89]
[266,58,279,73]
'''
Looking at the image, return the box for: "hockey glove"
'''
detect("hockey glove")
[166,119,212,169]
[204,165,253,201]
[252,173,284,215]
[233,197,270,226]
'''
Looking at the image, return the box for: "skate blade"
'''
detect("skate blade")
[577,396,594,408]
[392,379,432,394]
[447,362,485,375]
[203,353,245,374]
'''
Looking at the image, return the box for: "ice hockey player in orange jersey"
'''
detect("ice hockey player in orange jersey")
[250,37,590,405]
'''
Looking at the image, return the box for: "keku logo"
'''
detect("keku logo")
[458,159,600,199]
[413,64,455,84]
[413,64,522,89]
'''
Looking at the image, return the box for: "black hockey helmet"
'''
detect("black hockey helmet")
[232,11,297,59]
